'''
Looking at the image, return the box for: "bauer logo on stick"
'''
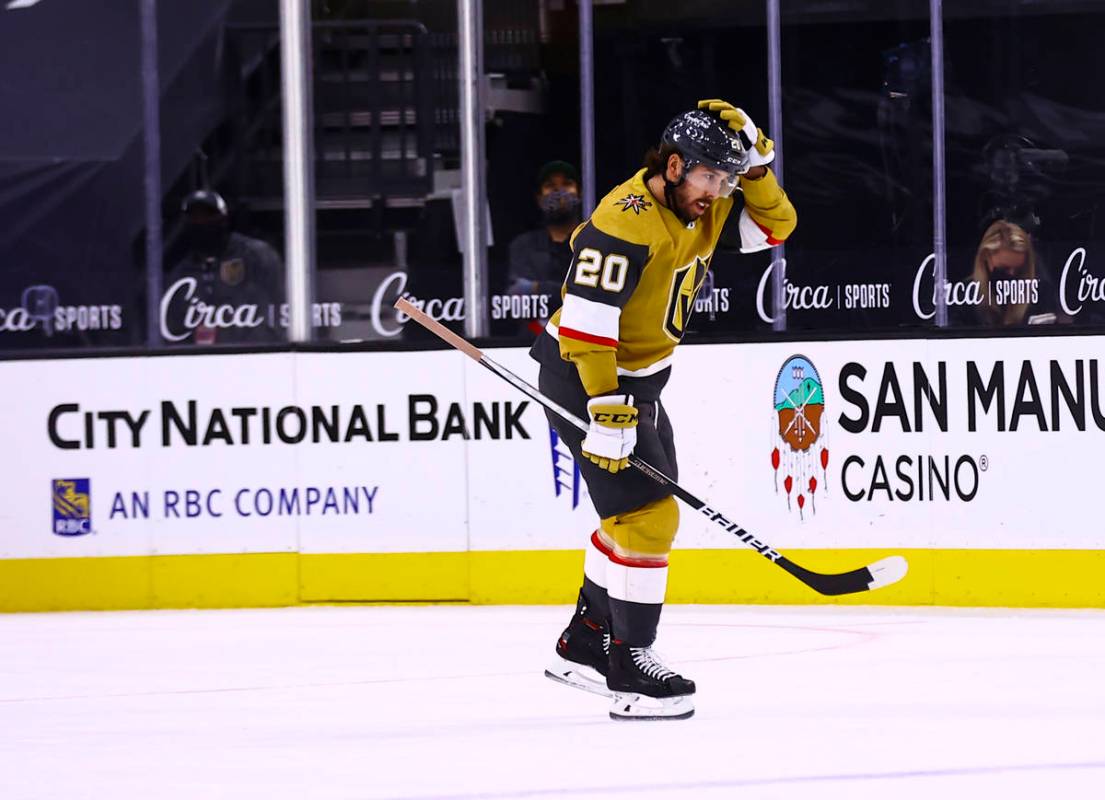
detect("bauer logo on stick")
[771,356,829,520]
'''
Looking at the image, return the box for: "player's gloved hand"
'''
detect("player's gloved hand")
[697,99,775,170]
[582,394,638,474]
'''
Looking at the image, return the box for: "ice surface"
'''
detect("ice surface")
[1,605,1104,799]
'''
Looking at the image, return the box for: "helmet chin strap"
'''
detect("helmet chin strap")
[663,160,696,226]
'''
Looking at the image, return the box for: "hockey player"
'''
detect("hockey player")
[534,100,796,720]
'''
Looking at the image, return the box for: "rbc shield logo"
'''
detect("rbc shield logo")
[52,478,92,536]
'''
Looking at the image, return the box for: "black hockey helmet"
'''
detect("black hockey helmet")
[181,189,230,256]
[181,189,229,217]
[660,109,749,177]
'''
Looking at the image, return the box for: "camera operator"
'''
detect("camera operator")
[161,190,285,345]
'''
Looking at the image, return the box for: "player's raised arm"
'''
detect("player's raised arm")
[697,99,797,252]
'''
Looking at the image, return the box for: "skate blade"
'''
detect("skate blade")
[608,691,695,721]
[544,657,611,698]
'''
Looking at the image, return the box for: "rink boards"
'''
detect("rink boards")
[2,336,1104,611]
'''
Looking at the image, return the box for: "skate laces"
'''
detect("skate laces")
[629,647,677,681]
[602,633,611,655]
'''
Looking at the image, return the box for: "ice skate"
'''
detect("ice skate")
[544,590,611,697]
[606,642,695,720]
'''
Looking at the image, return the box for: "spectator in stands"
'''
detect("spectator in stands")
[970,219,1060,327]
[162,190,286,345]
[506,160,582,301]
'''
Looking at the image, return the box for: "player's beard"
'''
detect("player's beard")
[671,182,713,225]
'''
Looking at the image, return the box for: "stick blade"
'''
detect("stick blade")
[780,554,909,596]
[866,555,909,590]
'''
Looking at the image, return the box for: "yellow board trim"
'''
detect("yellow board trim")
[300,552,470,602]
[1,549,1104,612]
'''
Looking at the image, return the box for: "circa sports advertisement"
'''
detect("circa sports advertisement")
[2,334,1104,561]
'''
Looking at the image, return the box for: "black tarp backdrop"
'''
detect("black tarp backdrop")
[0,0,231,351]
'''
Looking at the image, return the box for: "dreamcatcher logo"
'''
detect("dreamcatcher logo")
[770,355,829,519]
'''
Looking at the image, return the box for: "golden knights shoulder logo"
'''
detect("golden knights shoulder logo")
[615,193,652,215]
[52,478,92,536]
[663,256,708,340]
[770,356,829,520]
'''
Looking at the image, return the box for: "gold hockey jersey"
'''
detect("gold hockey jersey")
[543,167,795,396]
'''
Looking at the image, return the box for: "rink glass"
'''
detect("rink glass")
[4,1,1105,358]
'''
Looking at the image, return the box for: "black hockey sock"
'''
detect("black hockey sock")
[609,597,663,647]
[581,576,611,624]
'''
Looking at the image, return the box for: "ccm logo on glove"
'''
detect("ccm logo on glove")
[582,394,638,474]
[592,409,636,426]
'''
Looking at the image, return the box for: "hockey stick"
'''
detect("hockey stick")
[395,298,907,596]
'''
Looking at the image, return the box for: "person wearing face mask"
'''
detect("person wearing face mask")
[162,190,285,345]
[969,219,1063,327]
[532,101,796,720]
[505,161,584,305]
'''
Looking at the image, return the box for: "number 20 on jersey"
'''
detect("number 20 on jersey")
[573,248,628,292]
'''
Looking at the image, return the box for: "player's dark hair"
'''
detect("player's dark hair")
[643,143,694,222]
[643,144,681,181]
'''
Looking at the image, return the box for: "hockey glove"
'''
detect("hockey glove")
[697,99,775,170]
[582,394,638,474]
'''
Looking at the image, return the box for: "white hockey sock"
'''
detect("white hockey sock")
[606,554,668,645]
[583,529,611,589]
[606,556,669,606]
